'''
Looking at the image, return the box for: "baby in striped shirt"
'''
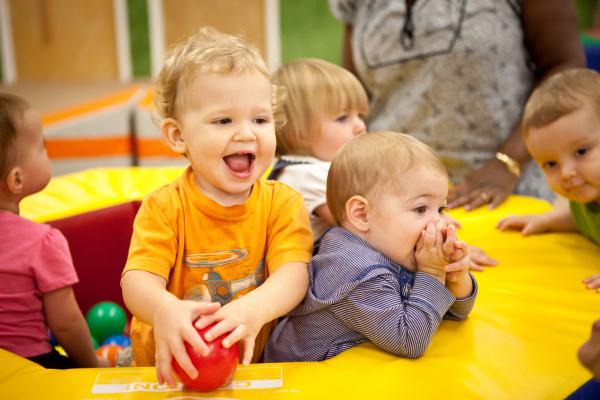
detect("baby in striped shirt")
[264,131,478,361]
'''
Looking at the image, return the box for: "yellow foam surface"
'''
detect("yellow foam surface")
[5,167,600,399]
[20,167,185,222]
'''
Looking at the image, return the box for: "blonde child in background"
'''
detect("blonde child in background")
[267,58,367,239]
[268,58,496,270]
[120,28,313,387]
[0,93,104,369]
[497,69,600,291]
[264,132,477,362]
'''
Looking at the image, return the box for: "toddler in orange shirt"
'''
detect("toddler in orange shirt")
[120,28,313,387]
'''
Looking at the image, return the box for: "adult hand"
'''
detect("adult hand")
[448,158,518,211]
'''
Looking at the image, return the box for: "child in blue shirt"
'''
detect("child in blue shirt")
[264,131,477,361]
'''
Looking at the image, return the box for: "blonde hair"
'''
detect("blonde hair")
[272,58,368,156]
[0,93,28,181]
[522,68,600,136]
[154,27,285,129]
[327,131,446,224]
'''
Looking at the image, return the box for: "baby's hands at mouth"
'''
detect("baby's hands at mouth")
[415,220,448,281]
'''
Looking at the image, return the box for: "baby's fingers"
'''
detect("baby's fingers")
[454,240,468,258]
[203,318,236,343]
[445,260,467,273]
[468,262,484,272]
[442,225,457,255]
[220,324,247,350]
[584,274,600,291]
[521,220,549,236]
[155,343,181,387]
[496,216,525,231]
[520,222,537,236]
[240,336,255,365]
[416,232,425,253]
[194,313,221,331]
[435,219,446,243]
[184,323,210,358]
[191,301,220,322]
[154,345,170,386]
[469,246,498,267]
[170,340,198,381]
[421,223,437,248]
[583,273,600,284]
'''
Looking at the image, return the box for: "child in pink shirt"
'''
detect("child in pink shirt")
[0,93,103,368]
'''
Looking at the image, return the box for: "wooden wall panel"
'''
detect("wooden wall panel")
[163,0,265,56]
[11,0,118,81]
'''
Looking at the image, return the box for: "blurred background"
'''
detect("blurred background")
[0,0,599,175]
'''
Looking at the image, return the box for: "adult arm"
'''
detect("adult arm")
[342,24,357,75]
[448,0,585,210]
[342,24,371,94]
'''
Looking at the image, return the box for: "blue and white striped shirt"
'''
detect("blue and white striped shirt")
[263,227,477,362]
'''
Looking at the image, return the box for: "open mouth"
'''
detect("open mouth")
[223,152,255,178]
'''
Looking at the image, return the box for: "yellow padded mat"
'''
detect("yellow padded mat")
[3,167,599,399]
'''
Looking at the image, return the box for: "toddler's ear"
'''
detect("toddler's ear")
[345,195,370,232]
[5,166,23,195]
[161,118,187,154]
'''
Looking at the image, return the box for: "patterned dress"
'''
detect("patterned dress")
[329,0,552,198]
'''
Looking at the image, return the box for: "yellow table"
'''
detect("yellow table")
[2,167,599,399]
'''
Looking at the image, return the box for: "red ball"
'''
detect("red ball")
[172,323,239,392]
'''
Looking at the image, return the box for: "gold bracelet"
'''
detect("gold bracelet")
[495,152,521,177]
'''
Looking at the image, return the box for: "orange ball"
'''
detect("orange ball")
[96,344,124,367]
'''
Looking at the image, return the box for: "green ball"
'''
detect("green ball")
[91,335,99,349]
[86,301,127,344]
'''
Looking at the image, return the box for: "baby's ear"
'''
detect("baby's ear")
[345,195,370,232]
[5,166,23,195]
[161,118,187,154]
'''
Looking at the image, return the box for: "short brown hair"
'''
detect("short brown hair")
[272,58,368,156]
[327,131,446,224]
[0,93,28,181]
[153,27,285,129]
[522,68,600,136]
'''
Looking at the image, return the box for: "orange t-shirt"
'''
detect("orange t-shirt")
[123,167,313,365]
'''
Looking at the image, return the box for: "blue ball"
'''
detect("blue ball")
[48,330,58,346]
[102,334,131,347]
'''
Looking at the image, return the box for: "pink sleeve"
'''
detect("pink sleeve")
[31,227,79,293]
